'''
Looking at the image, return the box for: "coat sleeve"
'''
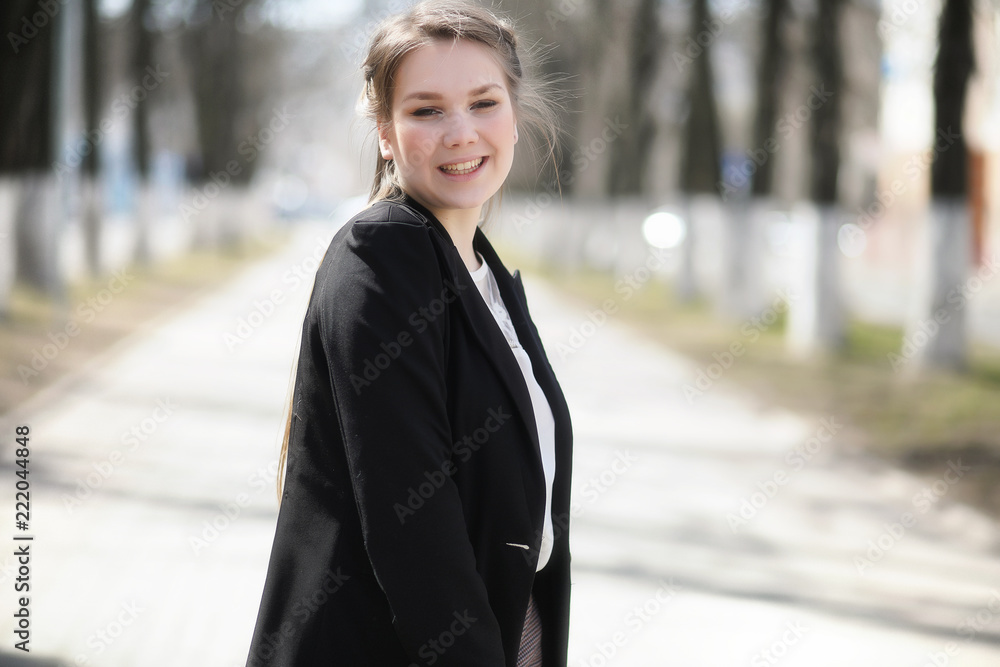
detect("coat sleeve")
[315,214,507,666]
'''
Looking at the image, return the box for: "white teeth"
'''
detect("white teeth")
[439,158,483,174]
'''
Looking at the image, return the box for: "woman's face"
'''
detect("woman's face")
[378,38,518,224]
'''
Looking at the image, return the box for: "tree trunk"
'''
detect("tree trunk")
[131,0,154,265]
[0,0,56,171]
[718,0,787,320]
[677,0,723,303]
[750,0,788,198]
[908,0,974,371]
[607,0,660,197]
[679,0,722,196]
[81,0,103,276]
[0,178,17,319]
[14,173,62,296]
[787,202,845,354]
[185,1,265,249]
[1,0,60,300]
[786,0,845,355]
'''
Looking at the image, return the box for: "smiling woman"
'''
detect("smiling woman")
[243,3,572,667]
[376,39,518,266]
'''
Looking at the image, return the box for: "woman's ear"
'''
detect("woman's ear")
[377,122,395,161]
[513,122,519,145]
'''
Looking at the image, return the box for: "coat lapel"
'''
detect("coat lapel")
[476,233,573,461]
[394,197,542,468]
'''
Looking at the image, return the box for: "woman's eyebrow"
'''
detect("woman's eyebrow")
[469,82,503,95]
[400,82,503,103]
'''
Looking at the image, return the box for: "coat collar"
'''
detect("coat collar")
[392,195,545,471]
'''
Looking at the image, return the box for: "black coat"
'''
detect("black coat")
[245,195,574,667]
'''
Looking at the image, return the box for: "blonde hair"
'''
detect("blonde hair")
[277,0,561,500]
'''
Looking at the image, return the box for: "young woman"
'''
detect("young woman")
[245,3,573,666]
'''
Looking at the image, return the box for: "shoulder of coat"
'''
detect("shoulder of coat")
[349,198,427,228]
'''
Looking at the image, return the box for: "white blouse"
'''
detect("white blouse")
[469,254,557,571]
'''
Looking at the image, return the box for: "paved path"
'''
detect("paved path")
[2,221,1000,666]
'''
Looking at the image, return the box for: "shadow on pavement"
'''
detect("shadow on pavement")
[0,652,70,666]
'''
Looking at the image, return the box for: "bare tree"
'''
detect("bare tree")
[751,0,789,198]
[909,0,974,370]
[809,0,843,207]
[181,1,285,247]
[678,0,723,197]
[1,0,61,299]
[717,0,791,319]
[131,0,155,263]
[564,0,662,197]
[786,0,846,354]
[676,0,723,302]
[607,0,660,197]
[81,0,103,276]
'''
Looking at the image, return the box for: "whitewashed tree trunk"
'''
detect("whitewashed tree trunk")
[0,178,17,318]
[676,197,701,302]
[721,197,770,319]
[15,173,65,298]
[133,182,154,265]
[907,198,969,370]
[81,175,103,276]
[786,202,845,355]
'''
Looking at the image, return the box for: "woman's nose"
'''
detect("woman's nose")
[443,112,478,147]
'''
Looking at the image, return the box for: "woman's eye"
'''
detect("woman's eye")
[412,108,439,117]
[472,100,498,111]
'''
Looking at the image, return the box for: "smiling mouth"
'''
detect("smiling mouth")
[439,157,485,175]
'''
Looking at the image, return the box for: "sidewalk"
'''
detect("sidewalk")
[2,221,1000,666]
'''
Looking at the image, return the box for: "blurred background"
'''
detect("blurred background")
[2,0,1000,664]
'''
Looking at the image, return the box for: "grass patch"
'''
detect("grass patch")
[0,231,290,415]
